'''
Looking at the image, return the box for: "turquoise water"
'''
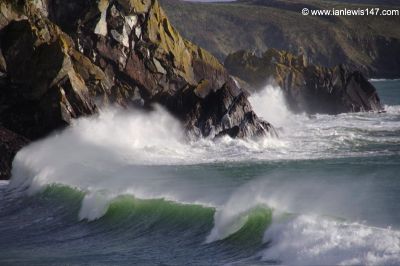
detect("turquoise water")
[0,80,399,265]
[372,79,400,106]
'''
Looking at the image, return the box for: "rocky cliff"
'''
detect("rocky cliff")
[225,49,382,114]
[0,0,273,179]
[160,0,400,79]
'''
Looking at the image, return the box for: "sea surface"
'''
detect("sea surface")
[0,80,399,265]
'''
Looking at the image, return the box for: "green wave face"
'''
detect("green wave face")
[103,196,216,230]
[22,185,274,243]
[17,175,277,246]
[1,81,399,265]
[222,206,273,251]
[0,184,277,265]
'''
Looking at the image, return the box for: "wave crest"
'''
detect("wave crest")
[263,215,400,265]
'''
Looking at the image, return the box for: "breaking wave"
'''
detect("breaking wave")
[2,81,400,265]
[263,215,400,266]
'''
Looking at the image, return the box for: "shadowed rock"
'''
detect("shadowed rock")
[0,126,29,180]
[41,0,272,138]
[0,17,97,139]
[225,49,382,115]
[0,0,274,179]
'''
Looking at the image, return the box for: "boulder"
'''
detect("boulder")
[225,49,383,114]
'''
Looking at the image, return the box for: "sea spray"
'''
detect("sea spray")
[9,106,197,220]
[248,84,294,127]
[204,168,386,243]
[79,191,113,221]
[9,87,400,222]
[9,106,265,221]
[1,81,400,265]
[262,215,400,265]
[384,105,400,115]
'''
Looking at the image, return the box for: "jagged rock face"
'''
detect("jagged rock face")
[41,0,271,138]
[225,49,383,115]
[0,15,97,139]
[0,0,273,178]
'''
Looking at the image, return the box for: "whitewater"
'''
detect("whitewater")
[0,81,400,265]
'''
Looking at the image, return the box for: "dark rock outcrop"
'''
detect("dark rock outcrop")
[0,11,97,139]
[0,126,29,180]
[225,49,383,115]
[43,0,273,137]
[0,0,273,178]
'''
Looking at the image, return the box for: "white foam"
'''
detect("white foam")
[3,81,399,266]
[262,215,400,266]
[204,168,385,244]
[206,181,271,243]
[9,106,203,220]
[8,86,400,222]
[79,191,113,221]
[0,180,9,187]
[385,105,400,115]
[370,78,400,82]
[248,84,294,127]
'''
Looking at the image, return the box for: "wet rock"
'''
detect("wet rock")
[0,126,29,180]
[225,49,383,114]
[156,81,275,138]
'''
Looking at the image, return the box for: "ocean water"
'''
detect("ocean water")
[0,80,399,265]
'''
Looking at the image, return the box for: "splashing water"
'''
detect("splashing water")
[263,215,400,266]
[248,84,294,127]
[2,81,400,265]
